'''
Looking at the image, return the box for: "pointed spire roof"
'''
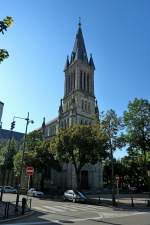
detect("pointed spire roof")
[64,55,70,70]
[71,21,88,63]
[89,54,95,70]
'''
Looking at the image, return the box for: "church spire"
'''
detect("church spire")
[64,55,69,71]
[70,21,88,63]
[89,54,95,70]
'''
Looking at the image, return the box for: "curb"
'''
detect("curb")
[0,210,34,224]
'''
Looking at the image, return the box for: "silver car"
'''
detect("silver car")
[27,188,44,197]
[64,190,87,203]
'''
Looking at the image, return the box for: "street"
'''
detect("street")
[1,194,150,225]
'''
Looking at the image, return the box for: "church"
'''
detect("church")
[39,22,103,191]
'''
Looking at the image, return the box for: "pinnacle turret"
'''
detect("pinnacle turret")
[89,54,95,70]
[64,55,70,71]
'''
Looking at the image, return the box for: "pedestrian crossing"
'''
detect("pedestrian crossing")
[32,202,104,214]
[32,203,149,220]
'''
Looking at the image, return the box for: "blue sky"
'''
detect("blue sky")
[0,0,150,158]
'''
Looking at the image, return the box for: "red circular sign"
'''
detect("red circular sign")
[26,166,34,176]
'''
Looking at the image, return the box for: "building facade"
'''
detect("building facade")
[39,23,102,191]
[0,101,4,129]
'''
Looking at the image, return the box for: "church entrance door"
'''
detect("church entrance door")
[80,171,88,189]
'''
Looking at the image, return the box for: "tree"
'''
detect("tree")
[0,16,13,63]
[124,98,150,159]
[101,109,124,205]
[124,98,150,188]
[0,139,17,201]
[50,124,107,189]
[103,159,126,188]
[0,139,17,180]
[14,131,60,190]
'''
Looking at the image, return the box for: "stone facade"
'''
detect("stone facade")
[0,101,4,128]
[39,23,102,191]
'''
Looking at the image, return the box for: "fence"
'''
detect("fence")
[0,198,32,220]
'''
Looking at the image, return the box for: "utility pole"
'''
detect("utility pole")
[15,112,34,211]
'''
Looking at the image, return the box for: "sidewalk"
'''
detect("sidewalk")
[0,199,31,222]
[87,193,150,208]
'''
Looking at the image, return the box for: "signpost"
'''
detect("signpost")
[26,167,34,191]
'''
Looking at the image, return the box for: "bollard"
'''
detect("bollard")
[6,202,10,218]
[147,200,150,207]
[29,198,32,209]
[131,196,134,207]
[22,197,27,215]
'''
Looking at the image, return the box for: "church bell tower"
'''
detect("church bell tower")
[59,22,99,128]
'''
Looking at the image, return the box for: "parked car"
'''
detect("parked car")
[64,190,87,203]
[3,186,17,193]
[27,188,44,197]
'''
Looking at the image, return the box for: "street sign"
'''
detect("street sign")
[26,166,34,176]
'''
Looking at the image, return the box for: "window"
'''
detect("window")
[80,71,82,90]
[87,74,89,92]
[84,72,86,91]
[82,100,84,110]
[88,102,91,113]
[85,101,87,112]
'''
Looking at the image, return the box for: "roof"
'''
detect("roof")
[0,129,24,142]
[0,101,4,105]
[37,117,58,131]
[71,23,88,63]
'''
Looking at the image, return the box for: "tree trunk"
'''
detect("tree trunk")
[110,147,116,206]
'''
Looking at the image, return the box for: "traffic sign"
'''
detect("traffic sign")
[26,166,34,176]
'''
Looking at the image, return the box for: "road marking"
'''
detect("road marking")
[32,206,55,213]
[1,212,149,225]
[43,205,65,212]
[53,205,78,211]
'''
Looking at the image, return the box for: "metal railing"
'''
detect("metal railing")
[0,198,32,220]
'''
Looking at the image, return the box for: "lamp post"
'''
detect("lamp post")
[15,112,34,211]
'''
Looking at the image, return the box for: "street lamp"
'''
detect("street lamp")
[15,112,34,211]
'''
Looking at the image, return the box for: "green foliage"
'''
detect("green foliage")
[101,109,125,153]
[50,124,107,188]
[0,139,17,169]
[124,98,150,158]
[0,16,13,63]
[13,130,60,176]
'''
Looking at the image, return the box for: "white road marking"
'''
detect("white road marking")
[43,205,65,212]
[53,205,78,211]
[32,206,55,213]
[1,212,149,225]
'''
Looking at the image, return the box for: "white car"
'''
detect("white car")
[64,190,87,203]
[27,188,44,197]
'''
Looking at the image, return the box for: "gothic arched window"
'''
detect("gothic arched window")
[84,72,86,91]
[87,74,89,93]
[82,100,84,111]
[88,102,91,113]
[80,71,82,90]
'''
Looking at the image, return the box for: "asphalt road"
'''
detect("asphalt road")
[1,194,150,225]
